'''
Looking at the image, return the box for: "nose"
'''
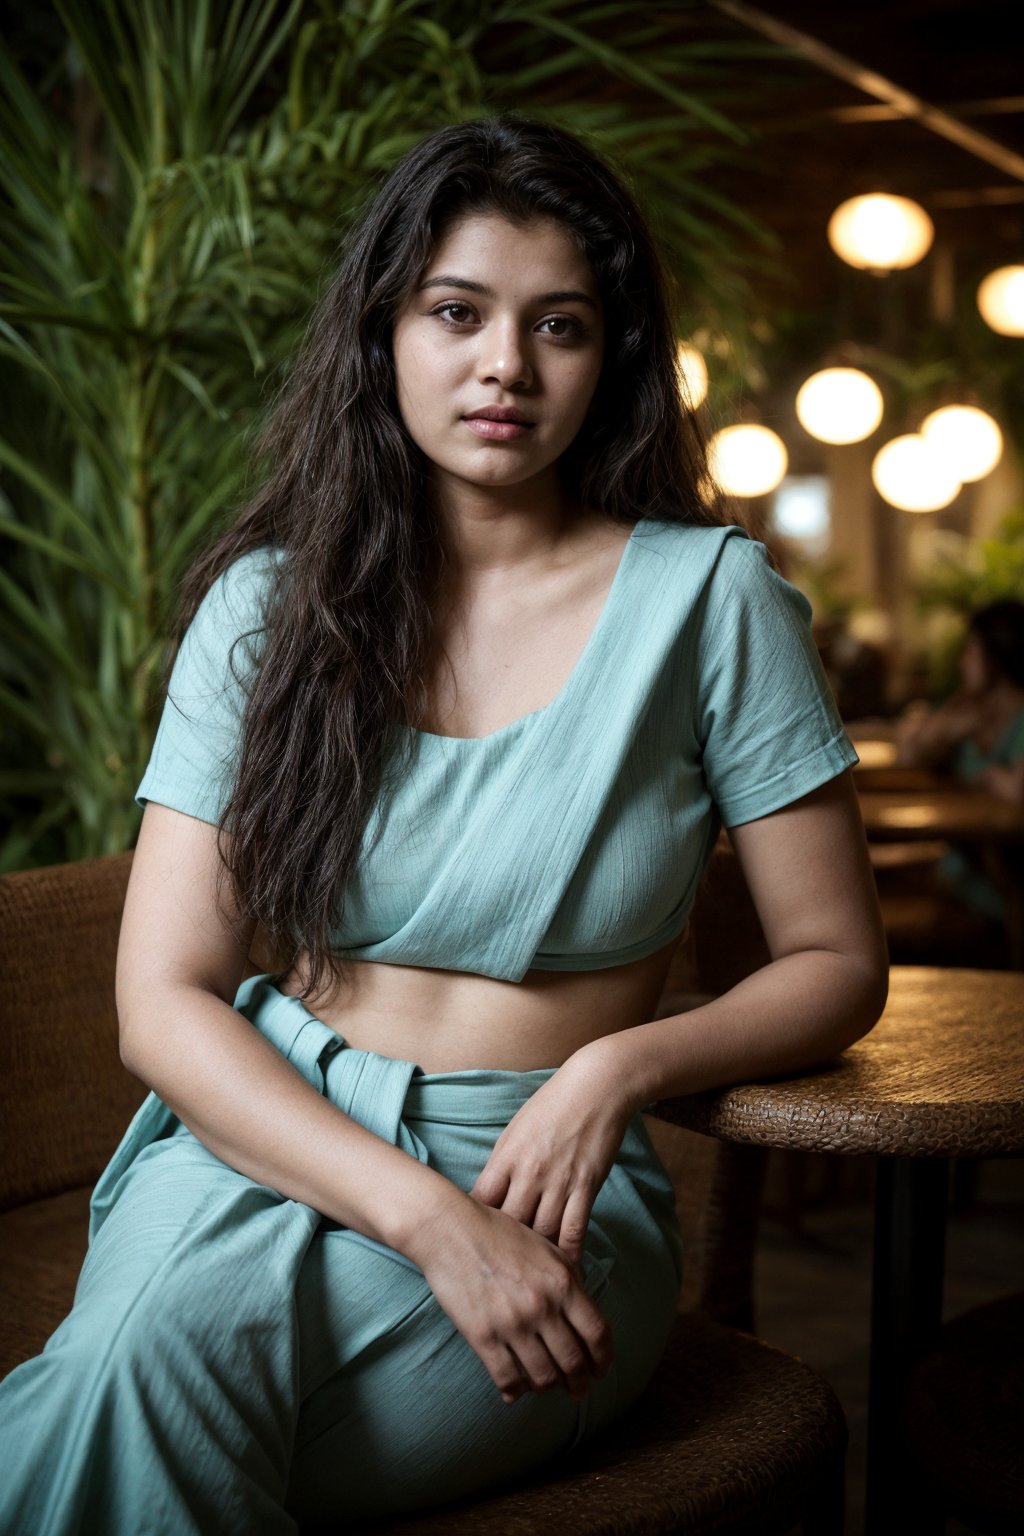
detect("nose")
[478,318,533,392]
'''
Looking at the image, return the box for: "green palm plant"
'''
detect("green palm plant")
[0,0,801,870]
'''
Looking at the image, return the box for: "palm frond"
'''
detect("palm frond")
[0,0,798,868]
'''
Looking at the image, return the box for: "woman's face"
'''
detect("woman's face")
[391,212,605,503]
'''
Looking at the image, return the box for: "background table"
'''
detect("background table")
[652,966,1024,1536]
[855,775,1024,967]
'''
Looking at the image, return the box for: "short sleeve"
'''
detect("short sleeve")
[134,546,283,826]
[695,533,860,827]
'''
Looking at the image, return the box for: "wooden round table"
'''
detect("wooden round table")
[650,965,1024,1536]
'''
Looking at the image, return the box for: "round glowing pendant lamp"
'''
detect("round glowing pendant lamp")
[919,405,1003,482]
[977,265,1024,336]
[828,194,934,271]
[795,367,884,444]
[676,341,709,409]
[872,434,961,512]
[709,424,788,498]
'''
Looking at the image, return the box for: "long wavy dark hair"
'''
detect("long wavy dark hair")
[156,108,750,1005]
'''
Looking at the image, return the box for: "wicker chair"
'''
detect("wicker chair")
[1,843,846,1535]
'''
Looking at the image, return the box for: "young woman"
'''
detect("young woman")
[0,111,888,1534]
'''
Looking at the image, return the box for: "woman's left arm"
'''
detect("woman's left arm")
[468,769,889,1264]
[593,767,890,1111]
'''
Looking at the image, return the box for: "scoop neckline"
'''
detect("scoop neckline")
[404,520,642,745]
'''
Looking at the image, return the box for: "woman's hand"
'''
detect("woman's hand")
[466,1042,638,1266]
[415,1195,615,1406]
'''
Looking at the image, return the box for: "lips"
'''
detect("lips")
[463,408,535,425]
[462,416,533,441]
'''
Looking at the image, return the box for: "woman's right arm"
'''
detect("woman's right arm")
[117,800,611,1405]
[117,801,465,1254]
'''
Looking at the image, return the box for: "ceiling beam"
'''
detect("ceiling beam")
[709,0,1024,182]
[827,96,1024,123]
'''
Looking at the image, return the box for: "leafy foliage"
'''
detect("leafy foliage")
[910,506,1024,697]
[913,505,1024,616]
[0,0,797,869]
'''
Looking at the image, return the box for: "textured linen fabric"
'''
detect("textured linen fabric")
[134,518,860,982]
[0,519,856,1532]
[0,976,684,1535]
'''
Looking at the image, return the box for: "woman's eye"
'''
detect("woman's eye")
[432,301,474,325]
[429,302,586,339]
[541,315,587,338]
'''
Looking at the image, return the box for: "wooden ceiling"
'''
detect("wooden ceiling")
[680,0,1024,312]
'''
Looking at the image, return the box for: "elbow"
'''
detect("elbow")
[115,986,165,1080]
[841,956,889,1050]
[864,965,890,1033]
[117,1007,144,1077]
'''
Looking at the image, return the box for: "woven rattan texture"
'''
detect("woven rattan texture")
[651,966,1024,1157]
[0,852,147,1208]
[339,1314,846,1536]
[3,842,847,1535]
[3,1191,844,1536]
[0,1187,91,1374]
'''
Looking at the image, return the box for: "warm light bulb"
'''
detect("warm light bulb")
[977,265,1024,336]
[708,424,788,498]
[872,434,961,511]
[676,342,709,409]
[827,194,934,271]
[919,405,1003,482]
[795,367,884,444]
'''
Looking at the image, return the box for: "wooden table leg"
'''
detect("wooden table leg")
[864,1156,948,1534]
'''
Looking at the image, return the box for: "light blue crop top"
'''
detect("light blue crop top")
[135,519,860,982]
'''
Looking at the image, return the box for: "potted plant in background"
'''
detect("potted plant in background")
[0,0,805,872]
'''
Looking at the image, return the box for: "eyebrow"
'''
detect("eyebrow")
[417,275,600,313]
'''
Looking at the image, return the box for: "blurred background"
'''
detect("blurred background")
[3,2,1024,939]
[2,5,1022,1530]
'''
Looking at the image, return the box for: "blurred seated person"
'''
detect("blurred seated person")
[894,599,1024,924]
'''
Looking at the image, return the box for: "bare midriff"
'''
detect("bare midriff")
[271,512,681,1074]
[273,938,679,1074]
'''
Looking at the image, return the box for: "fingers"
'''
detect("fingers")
[504,1333,567,1400]
[498,1313,607,1405]
[530,1184,568,1246]
[500,1179,543,1230]
[510,1171,595,1256]
[564,1285,615,1381]
[535,1314,600,1401]
[482,1278,615,1407]
[470,1164,511,1206]
[472,1279,615,1406]
[529,1184,592,1266]
[555,1186,592,1264]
